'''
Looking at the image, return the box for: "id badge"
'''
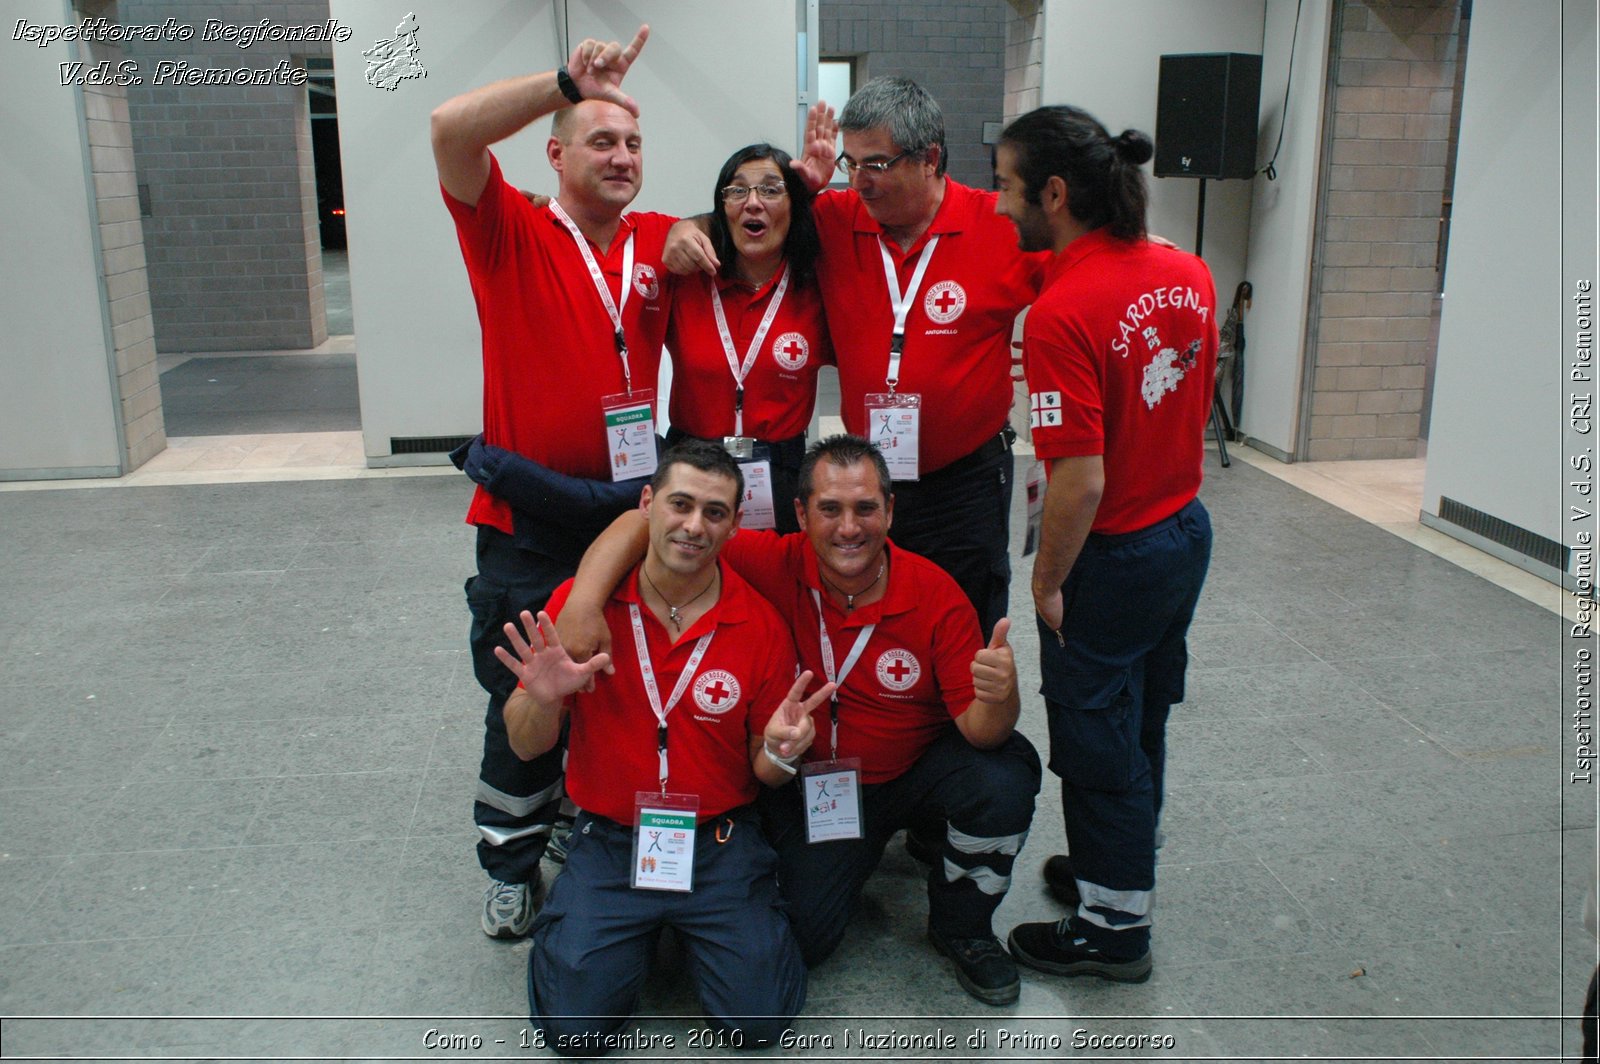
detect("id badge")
[738,448,776,531]
[1022,459,1045,557]
[632,791,699,892]
[863,393,921,481]
[602,389,658,482]
[800,758,863,843]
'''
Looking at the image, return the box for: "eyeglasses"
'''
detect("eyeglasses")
[835,150,915,176]
[720,184,789,203]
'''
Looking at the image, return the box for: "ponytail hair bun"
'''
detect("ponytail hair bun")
[1114,129,1154,166]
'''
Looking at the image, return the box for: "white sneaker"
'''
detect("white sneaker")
[481,870,540,939]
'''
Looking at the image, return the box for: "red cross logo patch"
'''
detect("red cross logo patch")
[923,280,966,325]
[772,331,809,371]
[632,264,660,301]
[692,669,740,715]
[875,649,921,692]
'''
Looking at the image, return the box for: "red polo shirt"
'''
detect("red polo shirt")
[665,269,833,442]
[544,561,797,824]
[443,153,675,533]
[721,532,979,784]
[1024,229,1219,533]
[812,181,1046,473]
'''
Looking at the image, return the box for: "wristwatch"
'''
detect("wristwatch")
[556,66,583,105]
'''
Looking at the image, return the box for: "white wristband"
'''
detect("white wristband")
[763,742,800,775]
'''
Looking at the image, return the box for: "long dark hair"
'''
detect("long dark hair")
[709,143,821,287]
[999,105,1153,241]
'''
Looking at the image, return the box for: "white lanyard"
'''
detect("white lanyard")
[551,200,637,391]
[877,235,940,392]
[811,589,875,758]
[710,265,791,437]
[628,602,715,792]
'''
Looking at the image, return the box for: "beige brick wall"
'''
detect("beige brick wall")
[1305,0,1458,461]
[79,7,166,471]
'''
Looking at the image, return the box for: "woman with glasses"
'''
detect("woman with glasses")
[663,143,830,534]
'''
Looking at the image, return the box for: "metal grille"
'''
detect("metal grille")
[390,435,473,455]
[1438,496,1568,572]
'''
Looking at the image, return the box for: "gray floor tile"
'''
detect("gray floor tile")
[0,785,117,859]
[1272,704,1459,774]
[1197,773,1406,857]
[205,839,408,935]
[1152,858,1325,967]
[0,855,69,948]
[243,770,423,846]
[0,935,197,1015]
[1187,620,1319,669]
[165,927,379,1013]
[1165,718,1321,787]
[1395,696,1555,762]
[1340,762,1558,847]
[7,847,233,946]
[127,718,301,783]
[1185,658,1383,719]
[284,714,438,776]
[91,778,265,854]
[1261,842,1510,953]
[175,670,329,724]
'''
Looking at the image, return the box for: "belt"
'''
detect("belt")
[665,426,808,468]
[1086,496,1203,547]
[913,425,1016,483]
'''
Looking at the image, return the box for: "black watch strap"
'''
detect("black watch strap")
[556,66,584,105]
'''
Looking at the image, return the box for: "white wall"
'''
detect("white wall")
[1039,0,1266,321]
[1421,0,1588,550]
[1240,0,1333,454]
[0,0,124,478]
[330,1,800,461]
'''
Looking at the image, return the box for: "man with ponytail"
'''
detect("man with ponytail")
[994,105,1217,983]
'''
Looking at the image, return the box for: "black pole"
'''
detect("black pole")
[1195,177,1206,258]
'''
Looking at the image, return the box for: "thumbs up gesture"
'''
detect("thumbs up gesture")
[971,617,1017,706]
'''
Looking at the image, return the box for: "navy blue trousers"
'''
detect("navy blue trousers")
[527,806,805,1055]
[761,728,1040,964]
[888,431,1014,641]
[1038,498,1211,955]
[467,526,573,883]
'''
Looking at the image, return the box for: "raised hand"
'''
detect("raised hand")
[971,617,1018,705]
[494,610,613,702]
[789,101,839,192]
[566,24,649,115]
[764,670,833,761]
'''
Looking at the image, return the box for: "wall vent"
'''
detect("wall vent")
[390,435,473,455]
[1438,496,1568,572]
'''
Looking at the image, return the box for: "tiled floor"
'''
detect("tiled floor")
[0,429,1591,1060]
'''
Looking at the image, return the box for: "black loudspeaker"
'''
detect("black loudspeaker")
[1155,53,1262,180]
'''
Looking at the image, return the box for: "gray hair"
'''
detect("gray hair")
[838,76,947,177]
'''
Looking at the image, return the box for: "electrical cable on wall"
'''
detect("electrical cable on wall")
[1258,0,1304,180]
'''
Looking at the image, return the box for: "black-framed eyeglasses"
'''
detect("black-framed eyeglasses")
[835,150,915,176]
[720,184,789,203]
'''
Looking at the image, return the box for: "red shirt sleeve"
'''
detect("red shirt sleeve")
[720,529,802,617]
[1026,302,1106,460]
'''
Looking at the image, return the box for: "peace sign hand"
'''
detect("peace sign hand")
[764,669,833,761]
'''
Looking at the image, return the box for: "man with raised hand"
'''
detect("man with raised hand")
[667,78,1048,642]
[994,105,1216,984]
[496,440,827,1051]
[557,435,1041,1006]
[431,26,684,939]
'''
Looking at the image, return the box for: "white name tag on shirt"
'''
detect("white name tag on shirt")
[632,791,699,891]
[864,393,921,482]
[738,456,777,531]
[603,389,657,482]
[801,758,863,843]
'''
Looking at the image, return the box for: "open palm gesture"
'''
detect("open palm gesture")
[494,610,612,703]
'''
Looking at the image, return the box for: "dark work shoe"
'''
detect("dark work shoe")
[1007,918,1152,983]
[928,926,1021,1006]
[1042,854,1081,907]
